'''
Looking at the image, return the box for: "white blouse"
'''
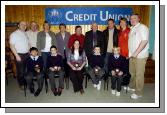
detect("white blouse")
[74,49,79,60]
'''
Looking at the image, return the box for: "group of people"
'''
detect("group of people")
[9,13,149,100]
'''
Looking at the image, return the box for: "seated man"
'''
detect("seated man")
[87,45,105,90]
[47,45,64,96]
[108,47,127,96]
[25,47,44,97]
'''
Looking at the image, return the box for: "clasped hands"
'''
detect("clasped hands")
[49,66,61,72]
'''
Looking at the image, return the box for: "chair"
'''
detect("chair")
[107,72,131,93]
[24,75,48,97]
[84,67,108,90]
[84,56,108,90]
[45,72,69,93]
[5,58,15,86]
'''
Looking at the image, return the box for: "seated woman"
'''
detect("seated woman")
[25,47,44,97]
[87,45,105,90]
[67,39,86,95]
[47,45,64,96]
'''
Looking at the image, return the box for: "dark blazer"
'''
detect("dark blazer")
[108,54,127,74]
[103,27,119,56]
[26,56,43,73]
[84,30,104,60]
[55,31,71,59]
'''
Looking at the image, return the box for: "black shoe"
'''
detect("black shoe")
[30,87,35,94]
[53,91,58,96]
[34,89,41,97]
[53,88,58,96]
[57,88,62,96]
[13,75,16,79]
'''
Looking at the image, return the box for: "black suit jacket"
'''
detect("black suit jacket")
[103,27,119,56]
[84,30,104,60]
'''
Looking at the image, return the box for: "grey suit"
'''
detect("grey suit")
[37,31,57,54]
[37,31,57,70]
[55,31,71,59]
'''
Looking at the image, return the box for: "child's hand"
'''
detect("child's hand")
[72,66,77,71]
[77,67,82,71]
[36,69,40,73]
[50,67,55,71]
[118,71,123,76]
[57,67,61,71]
[111,70,116,76]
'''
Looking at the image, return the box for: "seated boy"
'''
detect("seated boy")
[88,45,105,90]
[108,47,127,96]
[47,45,64,96]
[25,47,44,97]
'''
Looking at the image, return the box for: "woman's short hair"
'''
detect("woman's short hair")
[119,17,128,24]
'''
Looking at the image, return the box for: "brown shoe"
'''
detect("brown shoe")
[80,89,84,95]
[19,85,24,90]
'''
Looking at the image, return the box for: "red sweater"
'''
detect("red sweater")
[68,34,85,49]
[118,27,130,57]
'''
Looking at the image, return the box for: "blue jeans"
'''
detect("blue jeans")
[41,52,50,71]
[104,52,112,73]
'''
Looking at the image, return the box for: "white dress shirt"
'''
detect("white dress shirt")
[74,50,79,60]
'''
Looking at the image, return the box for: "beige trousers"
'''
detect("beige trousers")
[129,57,147,96]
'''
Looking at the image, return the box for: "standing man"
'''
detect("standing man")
[26,21,39,48]
[84,22,104,62]
[128,14,149,99]
[37,21,57,72]
[103,18,119,72]
[9,21,30,89]
[55,23,71,77]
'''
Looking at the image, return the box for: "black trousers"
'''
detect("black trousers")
[63,58,69,77]
[111,75,123,92]
[69,69,84,92]
[25,71,44,91]
[16,53,29,86]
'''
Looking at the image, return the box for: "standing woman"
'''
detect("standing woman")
[118,17,130,88]
[67,39,86,94]
[118,17,130,58]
